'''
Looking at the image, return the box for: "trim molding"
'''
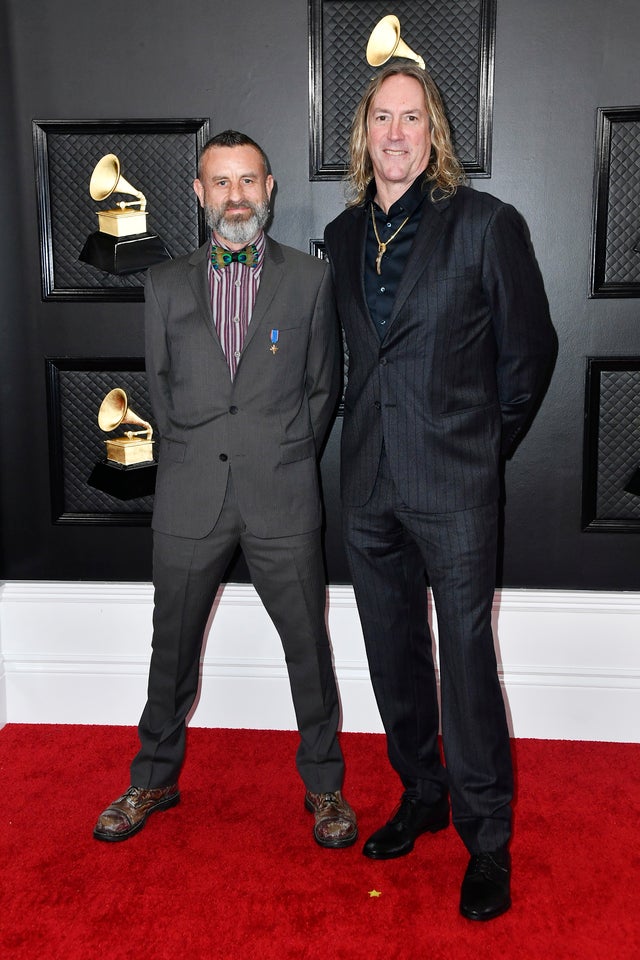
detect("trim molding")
[1,581,639,741]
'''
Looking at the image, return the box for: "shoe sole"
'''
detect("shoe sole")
[304,796,359,849]
[362,816,450,860]
[312,828,359,849]
[460,897,512,922]
[93,792,180,842]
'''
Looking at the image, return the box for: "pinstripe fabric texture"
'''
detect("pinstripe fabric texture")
[325,184,557,854]
[325,186,557,514]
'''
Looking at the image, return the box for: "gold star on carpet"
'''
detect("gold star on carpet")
[368,889,382,898]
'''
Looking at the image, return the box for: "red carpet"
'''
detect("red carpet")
[1,725,639,959]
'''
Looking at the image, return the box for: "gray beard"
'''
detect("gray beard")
[205,198,270,245]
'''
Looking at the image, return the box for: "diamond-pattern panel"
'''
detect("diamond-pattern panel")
[596,369,640,518]
[316,0,488,171]
[48,132,200,290]
[604,120,640,285]
[36,121,208,296]
[53,367,154,516]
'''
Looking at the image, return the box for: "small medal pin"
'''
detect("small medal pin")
[270,329,279,354]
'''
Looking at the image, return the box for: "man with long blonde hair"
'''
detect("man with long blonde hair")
[345,63,465,205]
[325,63,556,920]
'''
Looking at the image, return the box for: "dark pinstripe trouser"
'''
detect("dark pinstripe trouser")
[343,457,513,854]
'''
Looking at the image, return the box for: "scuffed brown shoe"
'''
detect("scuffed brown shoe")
[304,790,358,849]
[93,784,179,842]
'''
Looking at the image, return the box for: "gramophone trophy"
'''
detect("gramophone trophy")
[86,387,157,501]
[79,154,171,275]
[366,15,426,70]
[89,153,149,237]
[98,387,155,466]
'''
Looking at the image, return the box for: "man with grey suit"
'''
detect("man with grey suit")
[94,130,357,849]
[325,65,556,918]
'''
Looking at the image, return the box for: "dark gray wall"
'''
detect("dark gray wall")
[1,0,639,588]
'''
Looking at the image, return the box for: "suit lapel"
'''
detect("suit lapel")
[186,239,283,368]
[388,193,451,327]
[335,197,451,339]
[337,207,379,338]
[347,207,373,316]
[185,236,285,373]
[186,242,224,352]
[346,207,369,313]
[387,197,450,335]
[242,236,284,353]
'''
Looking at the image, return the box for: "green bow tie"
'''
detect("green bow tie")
[211,243,260,270]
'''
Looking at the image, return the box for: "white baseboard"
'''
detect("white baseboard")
[0,581,638,741]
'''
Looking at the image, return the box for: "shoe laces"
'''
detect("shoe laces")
[315,792,339,809]
[468,852,508,879]
[390,796,419,825]
[122,786,144,802]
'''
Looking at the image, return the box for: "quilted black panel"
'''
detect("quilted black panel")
[33,120,209,299]
[603,118,640,285]
[47,360,154,522]
[596,369,640,519]
[583,359,640,531]
[590,107,640,297]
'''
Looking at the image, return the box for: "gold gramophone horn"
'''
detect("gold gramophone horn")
[366,15,426,70]
[98,388,153,440]
[89,154,147,211]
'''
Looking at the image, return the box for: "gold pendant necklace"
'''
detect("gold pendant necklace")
[371,204,410,275]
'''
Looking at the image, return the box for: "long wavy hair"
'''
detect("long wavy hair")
[345,63,466,206]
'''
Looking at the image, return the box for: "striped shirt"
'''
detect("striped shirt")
[208,231,265,380]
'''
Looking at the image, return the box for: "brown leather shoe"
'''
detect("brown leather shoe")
[304,790,358,848]
[93,784,180,842]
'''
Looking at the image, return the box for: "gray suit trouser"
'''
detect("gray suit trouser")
[343,452,513,854]
[131,472,344,793]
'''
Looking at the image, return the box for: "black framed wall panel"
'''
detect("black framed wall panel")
[590,106,640,298]
[309,0,495,179]
[46,358,155,525]
[582,358,640,532]
[33,119,209,301]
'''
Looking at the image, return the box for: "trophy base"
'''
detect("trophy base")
[79,231,172,276]
[104,436,154,466]
[87,460,157,501]
[96,208,149,237]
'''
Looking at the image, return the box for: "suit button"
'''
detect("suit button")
[229,406,238,414]
[379,357,387,365]
[374,401,381,410]
[219,454,228,462]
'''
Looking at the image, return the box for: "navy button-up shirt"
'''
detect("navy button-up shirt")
[364,174,429,339]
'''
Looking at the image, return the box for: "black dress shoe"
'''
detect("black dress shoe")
[460,848,511,921]
[362,794,450,860]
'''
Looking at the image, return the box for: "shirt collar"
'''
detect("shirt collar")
[366,172,429,220]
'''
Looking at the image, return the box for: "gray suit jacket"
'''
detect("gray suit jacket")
[325,185,557,513]
[144,236,340,539]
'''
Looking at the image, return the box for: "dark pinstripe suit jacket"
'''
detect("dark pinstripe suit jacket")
[324,186,557,513]
[144,236,341,539]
